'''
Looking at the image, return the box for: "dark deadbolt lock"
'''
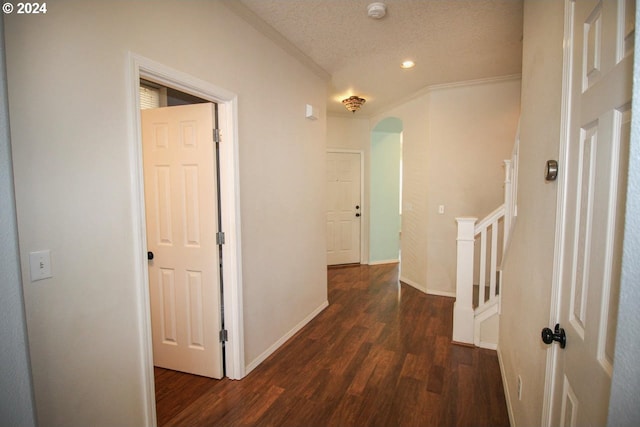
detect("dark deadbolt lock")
[541,323,566,349]
[355,205,360,209]
[545,160,558,181]
[147,251,154,261]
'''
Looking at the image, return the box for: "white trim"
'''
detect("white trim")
[399,276,456,298]
[368,259,399,265]
[474,302,499,349]
[127,55,157,427]
[427,289,456,298]
[477,341,498,351]
[399,276,425,293]
[244,300,329,375]
[543,1,574,425]
[497,347,516,427]
[429,73,522,93]
[327,149,366,264]
[127,53,246,425]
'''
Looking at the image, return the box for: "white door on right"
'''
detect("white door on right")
[326,152,361,265]
[551,1,633,425]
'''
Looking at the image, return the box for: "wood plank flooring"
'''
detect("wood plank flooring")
[155,263,510,427]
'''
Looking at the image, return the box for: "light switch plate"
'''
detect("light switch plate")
[29,250,52,281]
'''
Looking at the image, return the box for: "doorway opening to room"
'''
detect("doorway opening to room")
[369,117,403,266]
[130,55,244,425]
[139,81,227,422]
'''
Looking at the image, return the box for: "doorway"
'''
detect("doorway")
[370,117,403,265]
[129,54,244,424]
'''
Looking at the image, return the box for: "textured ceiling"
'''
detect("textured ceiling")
[230,0,523,117]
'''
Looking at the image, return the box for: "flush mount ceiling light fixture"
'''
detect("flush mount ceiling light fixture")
[401,60,416,69]
[367,2,387,19]
[342,95,366,113]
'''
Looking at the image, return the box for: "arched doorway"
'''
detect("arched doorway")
[370,117,403,264]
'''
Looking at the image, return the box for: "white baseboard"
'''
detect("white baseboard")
[426,289,456,298]
[399,276,456,298]
[477,341,498,350]
[399,276,426,293]
[497,347,516,427]
[244,300,329,375]
[368,259,400,265]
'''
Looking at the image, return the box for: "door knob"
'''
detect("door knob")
[355,213,361,217]
[541,323,566,348]
[147,251,154,261]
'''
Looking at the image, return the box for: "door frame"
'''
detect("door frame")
[327,149,365,264]
[127,53,245,423]
[542,1,574,424]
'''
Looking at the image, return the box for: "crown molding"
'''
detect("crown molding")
[428,73,522,92]
[370,73,522,118]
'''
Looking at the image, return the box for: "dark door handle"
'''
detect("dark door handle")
[541,323,566,348]
[147,251,154,261]
[355,213,361,217]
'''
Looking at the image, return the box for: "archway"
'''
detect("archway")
[370,117,403,264]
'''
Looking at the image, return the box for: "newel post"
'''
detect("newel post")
[453,217,477,345]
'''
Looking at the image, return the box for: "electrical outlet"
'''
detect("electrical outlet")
[517,375,523,400]
[29,250,53,281]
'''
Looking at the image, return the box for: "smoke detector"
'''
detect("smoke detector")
[367,2,387,19]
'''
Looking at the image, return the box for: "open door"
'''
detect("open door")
[141,103,223,379]
[546,0,633,424]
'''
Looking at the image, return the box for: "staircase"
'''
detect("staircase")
[453,135,519,349]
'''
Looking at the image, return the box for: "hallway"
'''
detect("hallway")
[155,263,509,426]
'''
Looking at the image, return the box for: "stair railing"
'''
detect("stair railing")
[453,133,519,345]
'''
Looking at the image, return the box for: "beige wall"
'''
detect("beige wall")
[351,78,520,295]
[5,1,327,425]
[498,1,565,426]
[327,115,370,151]
[375,95,431,290]
[426,79,521,294]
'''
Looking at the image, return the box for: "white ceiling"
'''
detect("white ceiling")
[225,0,523,117]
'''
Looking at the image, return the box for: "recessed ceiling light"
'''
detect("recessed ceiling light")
[401,60,415,69]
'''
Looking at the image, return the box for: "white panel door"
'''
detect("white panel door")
[141,103,223,379]
[327,152,361,265]
[550,1,633,425]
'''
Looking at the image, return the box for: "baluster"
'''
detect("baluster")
[478,228,487,308]
[490,221,498,300]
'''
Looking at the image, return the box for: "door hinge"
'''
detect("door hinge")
[216,231,225,245]
[219,329,228,343]
[213,128,221,143]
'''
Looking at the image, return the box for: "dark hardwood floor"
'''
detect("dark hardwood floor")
[154,263,510,426]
